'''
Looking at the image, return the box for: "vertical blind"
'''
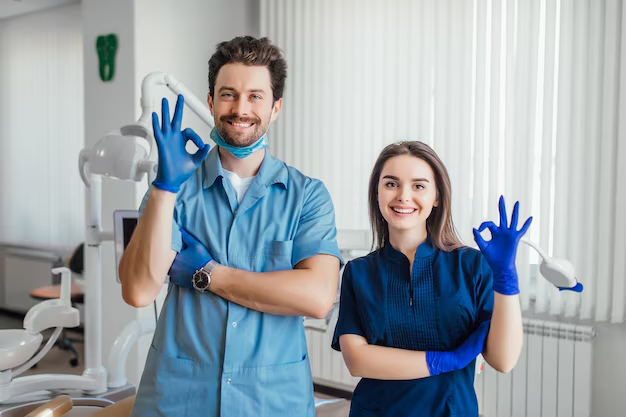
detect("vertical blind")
[261,0,626,323]
[0,3,84,251]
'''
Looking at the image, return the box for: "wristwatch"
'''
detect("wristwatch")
[192,260,219,292]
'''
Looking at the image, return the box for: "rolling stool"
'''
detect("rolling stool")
[30,282,84,367]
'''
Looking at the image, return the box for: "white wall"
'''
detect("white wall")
[134,0,259,145]
[82,0,258,386]
[0,0,78,20]
[81,0,144,387]
[591,323,626,416]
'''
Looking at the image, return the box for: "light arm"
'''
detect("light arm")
[520,237,582,291]
[137,72,214,134]
[520,237,549,260]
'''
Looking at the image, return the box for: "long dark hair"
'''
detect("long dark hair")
[368,141,463,252]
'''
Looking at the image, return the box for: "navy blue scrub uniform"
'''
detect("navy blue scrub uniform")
[332,238,493,417]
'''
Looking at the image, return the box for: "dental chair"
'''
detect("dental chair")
[29,284,83,368]
[0,394,134,417]
[29,244,85,368]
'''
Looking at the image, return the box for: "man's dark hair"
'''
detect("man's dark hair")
[208,36,287,103]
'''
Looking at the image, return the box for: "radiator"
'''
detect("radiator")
[0,244,63,313]
[476,319,595,417]
[306,315,595,417]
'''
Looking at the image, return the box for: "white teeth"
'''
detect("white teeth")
[232,122,251,127]
[392,208,415,214]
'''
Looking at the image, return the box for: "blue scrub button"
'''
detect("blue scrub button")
[232,321,237,327]
[226,378,232,384]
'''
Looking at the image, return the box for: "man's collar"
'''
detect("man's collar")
[203,147,288,189]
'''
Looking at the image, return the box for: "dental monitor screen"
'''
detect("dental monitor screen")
[113,210,138,283]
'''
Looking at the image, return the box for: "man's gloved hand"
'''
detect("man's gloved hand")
[168,228,213,288]
[473,196,533,295]
[152,95,210,193]
[426,320,491,376]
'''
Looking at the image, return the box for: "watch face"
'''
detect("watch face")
[193,271,209,291]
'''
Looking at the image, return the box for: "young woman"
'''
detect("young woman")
[332,141,531,416]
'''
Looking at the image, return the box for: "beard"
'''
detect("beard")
[215,114,270,148]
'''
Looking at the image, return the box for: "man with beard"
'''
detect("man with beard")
[120,36,343,416]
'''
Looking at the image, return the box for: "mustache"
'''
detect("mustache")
[220,115,260,124]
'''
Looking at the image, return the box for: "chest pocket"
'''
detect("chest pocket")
[262,240,294,272]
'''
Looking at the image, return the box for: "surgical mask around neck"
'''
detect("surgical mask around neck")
[210,127,268,159]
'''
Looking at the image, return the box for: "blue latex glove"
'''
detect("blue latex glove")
[426,320,491,376]
[168,228,213,289]
[473,196,533,295]
[152,95,210,193]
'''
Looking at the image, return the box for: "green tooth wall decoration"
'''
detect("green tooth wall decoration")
[96,34,118,82]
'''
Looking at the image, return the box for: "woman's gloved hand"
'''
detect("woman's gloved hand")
[426,320,491,376]
[168,228,214,288]
[473,196,533,295]
[152,95,211,193]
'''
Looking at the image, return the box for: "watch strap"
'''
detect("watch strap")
[201,260,219,276]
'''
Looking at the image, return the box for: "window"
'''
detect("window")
[262,0,626,322]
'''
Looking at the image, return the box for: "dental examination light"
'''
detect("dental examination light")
[79,72,215,184]
[0,73,214,404]
[520,237,583,292]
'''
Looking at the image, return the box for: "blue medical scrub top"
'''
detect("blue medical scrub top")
[332,239,493,417]
[131,147,342,417]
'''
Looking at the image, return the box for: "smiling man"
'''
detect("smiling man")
[120,37,343,416]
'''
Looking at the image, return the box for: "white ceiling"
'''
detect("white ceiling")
[0,0,78,21]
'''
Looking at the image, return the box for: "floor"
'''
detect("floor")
[0,311,351,416]
[315,393,351,417]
